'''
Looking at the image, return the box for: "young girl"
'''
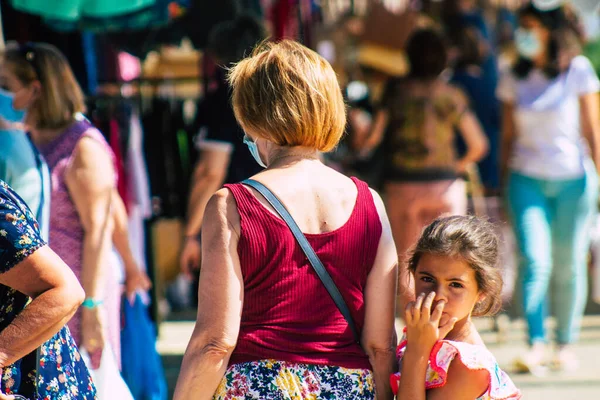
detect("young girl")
[391,216,521,399]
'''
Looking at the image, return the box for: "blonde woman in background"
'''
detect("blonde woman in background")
[0,42,149,377]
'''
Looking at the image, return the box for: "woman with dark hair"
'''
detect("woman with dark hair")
[450,25,502,193]
[180,15,266,278]
[498,4,600,373]
[358,28,488,315]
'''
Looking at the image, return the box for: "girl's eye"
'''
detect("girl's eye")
[450,282,464,289]
[421,276,434,283]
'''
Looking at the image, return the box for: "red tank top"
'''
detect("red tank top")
[224,177,382,369]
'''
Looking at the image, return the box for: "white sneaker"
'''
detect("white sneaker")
[513,344,549,377]
[551,347,579,373]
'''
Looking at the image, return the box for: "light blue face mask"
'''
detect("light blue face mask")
[514,28,542,60]
[243,134,267,168]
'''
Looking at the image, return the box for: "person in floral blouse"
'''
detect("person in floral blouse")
[0,180,96,399]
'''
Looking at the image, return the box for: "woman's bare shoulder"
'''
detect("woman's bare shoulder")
[204,188,241,236]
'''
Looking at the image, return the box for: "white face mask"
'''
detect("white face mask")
[533,0,599,14]
[515,28,543,60]
[243,134,267,168]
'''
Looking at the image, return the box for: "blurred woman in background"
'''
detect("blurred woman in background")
[498,4,600,373]
[359,28,488,314]
[1,42,149,377]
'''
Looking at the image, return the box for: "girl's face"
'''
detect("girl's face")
[414,253,483,324]
[0,64,38,111]
[515,14,550,60]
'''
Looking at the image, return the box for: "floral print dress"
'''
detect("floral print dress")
[0,180,96,399]
[391,331,521,400]
[213,360,375,400]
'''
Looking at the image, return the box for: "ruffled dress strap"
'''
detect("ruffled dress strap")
[390,332,521,400]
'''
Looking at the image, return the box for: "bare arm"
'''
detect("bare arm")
[348,108,373,151]
[399,349,489,400]
[354,110,389,157]
[427,358,489,400]
[180,147,231,277]
[111,190,151,297]
[0,246,85,367]
[173,189,243,399]
[112,190,135,267]
[185,148,231,237]
[500,102,517,187]
[456,111,489,173]
[65,137,115,352]
[580,92,600,175]
[363,189,398,400]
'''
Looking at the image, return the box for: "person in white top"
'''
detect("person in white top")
[498,4,600,374]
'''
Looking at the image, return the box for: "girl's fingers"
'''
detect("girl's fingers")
[413,293,426,322]
[421,291,436,319]
[439,317,459,339]
[405,301,415,324]
[431,299,445,323]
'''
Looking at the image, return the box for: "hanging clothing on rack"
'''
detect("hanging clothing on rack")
[1,2,96,93]
[270,0,296,40]
[110,119,132,212]
[142,98,195,218]
[126,109,153,268]
[119,52,142,82]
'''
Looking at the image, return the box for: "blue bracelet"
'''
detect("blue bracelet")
[82,298,104,309]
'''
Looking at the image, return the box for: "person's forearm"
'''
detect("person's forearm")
[584,128,600,175]
[397,347,429,400]
[185,176,224,237]
[368,348,396,400]
[0,286,82,367]
[111,192,136,268]
[173,339,232,400]
[457,145,487,168]
[356,111,388,157]
[500,104,516,186]
[580,93,600,175]
[81,224,112,300]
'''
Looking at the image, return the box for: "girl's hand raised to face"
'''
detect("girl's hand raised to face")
[404,291,458,354]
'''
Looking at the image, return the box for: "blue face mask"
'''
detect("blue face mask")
[243,134,267,168]
[515,28,542,60]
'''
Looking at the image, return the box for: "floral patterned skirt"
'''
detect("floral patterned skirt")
[213,360,375,400]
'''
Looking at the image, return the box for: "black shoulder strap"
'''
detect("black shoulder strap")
[242,179,361,344]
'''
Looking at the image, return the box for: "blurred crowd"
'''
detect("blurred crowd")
[1,0,600,399]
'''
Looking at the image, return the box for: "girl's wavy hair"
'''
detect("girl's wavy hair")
[408,215,503,317]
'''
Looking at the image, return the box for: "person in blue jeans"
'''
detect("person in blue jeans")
[498,4,600,373]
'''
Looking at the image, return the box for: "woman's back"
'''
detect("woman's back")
[245,162,363,234]
[174,40,398,400]
[225,163,382,368]
[381,79,468,182]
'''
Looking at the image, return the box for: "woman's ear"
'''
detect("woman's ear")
[478,293,487,303]
[30,80,42,99]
